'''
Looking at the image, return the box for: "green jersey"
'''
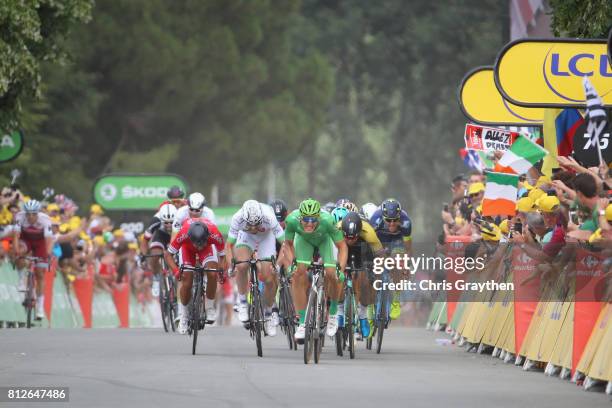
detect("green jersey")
[284,210,344,244]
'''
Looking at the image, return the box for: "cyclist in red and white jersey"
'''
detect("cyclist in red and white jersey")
[164,217,226,334]
[13,200,54,319]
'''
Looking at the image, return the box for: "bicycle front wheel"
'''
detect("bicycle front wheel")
[159,279,169,333]
[346,294,355,359]
[303,290,317,364]
[252,288,263,358]
[376,291,388,354]
[191,280,203,355]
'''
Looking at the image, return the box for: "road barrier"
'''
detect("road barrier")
[0,259,156,329]
[427,240,611,393]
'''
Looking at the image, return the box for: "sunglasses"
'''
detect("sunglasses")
[469,193,481,198]
[188,207,202,213]
[301,216,319,224]
[384,217,400,223]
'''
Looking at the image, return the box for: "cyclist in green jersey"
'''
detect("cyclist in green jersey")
[282,198,348,342]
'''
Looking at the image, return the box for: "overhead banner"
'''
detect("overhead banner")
[464,124,519,152]
[495,39,612,107]
[459,67,544,125]
[93,174,188,210]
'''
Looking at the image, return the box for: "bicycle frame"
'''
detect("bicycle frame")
[181,262,223,355]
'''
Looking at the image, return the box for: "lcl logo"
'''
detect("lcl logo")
[548,53,612,77]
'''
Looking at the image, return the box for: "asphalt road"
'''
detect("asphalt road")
[1,326,609,408]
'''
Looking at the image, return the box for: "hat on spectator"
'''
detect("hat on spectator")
[517,197,535,213]
[90,204,104,215]
[528,188,545,202]
[47,203,60,212]
[606,204,612,222]
[468,182,485,195]
[113,229,124,238]
[537,196,561,213]
[128,242,138,250]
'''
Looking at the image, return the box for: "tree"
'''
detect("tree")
[549,0,612,38]
[0,0,93,130]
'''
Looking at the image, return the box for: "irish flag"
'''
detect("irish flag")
[496,135,548,175]
[482,172,519,216]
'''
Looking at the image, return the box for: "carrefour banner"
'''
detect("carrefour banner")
[459,67,544,125]
[495,39,611,107]
[93,174,188,210]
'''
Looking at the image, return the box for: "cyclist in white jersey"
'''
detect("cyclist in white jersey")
[226,200,284,336]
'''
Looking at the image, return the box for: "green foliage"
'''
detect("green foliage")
[0,0,93,130]
[549,0,612,38]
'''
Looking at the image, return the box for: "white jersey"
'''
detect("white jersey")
[172,205,215,232]
[15,211,53,239]
[228,204,284,241]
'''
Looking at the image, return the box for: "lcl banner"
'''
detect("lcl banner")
[494,39,611,108]
[459,67,544,126]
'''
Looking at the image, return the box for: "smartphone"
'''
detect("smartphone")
[443,203,449,212]
[514,222,523,233]
[569,211,577,224]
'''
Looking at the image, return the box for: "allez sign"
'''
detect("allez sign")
[495,39,611,107]
[464,124,519,152]
[93,174,188,210]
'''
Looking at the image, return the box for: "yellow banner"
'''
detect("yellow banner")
[495,39,612,107]
[459,67,544,125]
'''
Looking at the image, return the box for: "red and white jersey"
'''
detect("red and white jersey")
[167,217,225,258]
[15,211,53,241]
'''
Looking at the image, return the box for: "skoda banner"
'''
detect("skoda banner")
[459,66,544,126]
[0,130,24,163]
[494,39,611,107]
[93,174,188,210]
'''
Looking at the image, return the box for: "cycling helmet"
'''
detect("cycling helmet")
[341,201,359,213]
[24,199,41,213]
[361,202,378,220]
[341,212,363,239]
[158,203,177,223]
[331,207,349,224]
[242,200,264,226]
[187,221,209,247]
[335,198,350,208]
[299,198,321,217]
[381,198,402,219]
[188,192,206,210]
[268,199,288,222]
[323,202,336,213]
[167,185,185,199]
